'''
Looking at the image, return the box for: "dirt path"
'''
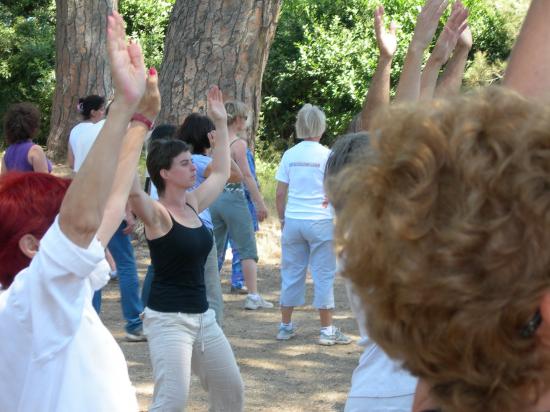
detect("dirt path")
[101,244,360,412]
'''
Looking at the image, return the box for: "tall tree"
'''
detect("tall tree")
[47,0,117,160]
[158,0,282,145]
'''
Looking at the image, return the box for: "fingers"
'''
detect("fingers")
[389,21,398,36]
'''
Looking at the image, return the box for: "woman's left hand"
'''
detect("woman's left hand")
[107,11,146,110]
[207,86,228,124]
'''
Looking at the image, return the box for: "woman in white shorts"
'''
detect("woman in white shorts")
[275,103,351,346]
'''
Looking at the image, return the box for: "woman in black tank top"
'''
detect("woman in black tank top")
[129,87,244,412]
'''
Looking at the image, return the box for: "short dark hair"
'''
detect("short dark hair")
[175,113,215,154]
[146,138,190,196]
[3,102,41,145]
[151,124,177,142]
[78,95,105,120]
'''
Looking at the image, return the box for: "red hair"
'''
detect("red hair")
[0,172,71,288]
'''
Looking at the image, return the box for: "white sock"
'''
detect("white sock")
[281,322,293,329]
[320,325,334,335]
[248,293,260,300]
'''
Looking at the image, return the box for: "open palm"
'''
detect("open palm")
[375,6,397,58]
[207,86,228,123]
[107,11,146,109]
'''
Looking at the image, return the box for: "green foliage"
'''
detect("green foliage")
[119,0,175,69]
[0,1,55,146]
[258,0,526,158]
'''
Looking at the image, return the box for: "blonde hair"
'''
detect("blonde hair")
[295,104,326,139]
[225,100,248,126]
[334,87,550,412]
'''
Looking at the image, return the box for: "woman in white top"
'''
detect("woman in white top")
[67,95,106,172]
[0,12,158,411]
[275,103,351,345]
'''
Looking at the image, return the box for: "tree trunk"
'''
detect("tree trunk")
[47,0,117,161]
[158,0,282,147]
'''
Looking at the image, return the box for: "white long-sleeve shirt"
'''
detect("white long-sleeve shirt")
[0,217,138,411]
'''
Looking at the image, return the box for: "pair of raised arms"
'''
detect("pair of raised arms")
[357,0,550,133]
[354,0,471,132]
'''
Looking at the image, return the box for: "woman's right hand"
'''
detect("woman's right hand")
[107,11,146,111]
[256,201,268,222]
[136,68,161,122]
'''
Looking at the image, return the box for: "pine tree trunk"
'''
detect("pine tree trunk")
[47,0,117,161]
[158,0,282,147]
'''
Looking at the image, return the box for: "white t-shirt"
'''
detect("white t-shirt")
[275,140,333,220]
[344,278,417,402]
[69,120,106,171]
[0,217,138,411]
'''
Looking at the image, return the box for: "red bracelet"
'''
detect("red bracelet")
[131,113,154,130]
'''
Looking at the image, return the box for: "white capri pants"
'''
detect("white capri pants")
[280,218,336,309]
[143,308,244,412]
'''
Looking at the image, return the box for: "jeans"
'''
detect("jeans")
[217,193,259,286]
[91,222,143,333]
[143,308,244,411]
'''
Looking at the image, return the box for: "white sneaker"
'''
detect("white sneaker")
[244,294,274,310]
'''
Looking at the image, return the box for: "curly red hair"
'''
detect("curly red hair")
[0,172,70,288]
[335,87,550,411]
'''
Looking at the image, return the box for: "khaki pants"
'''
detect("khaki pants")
[143,308,244,411]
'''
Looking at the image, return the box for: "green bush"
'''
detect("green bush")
[258,0,526,159]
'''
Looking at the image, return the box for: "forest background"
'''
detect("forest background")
[0,0,529,166]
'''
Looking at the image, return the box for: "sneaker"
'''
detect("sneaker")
[318,328,352,346]
[125,329,147,342]
[244,294,274,310]
[230,283,248,295]
[276,325,297,341]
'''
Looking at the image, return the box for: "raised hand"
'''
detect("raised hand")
[457,23,473,51]
[374,5,398,59]
[106,11,146,110]
[207,86,227,124]
[136,67,161,122]
[429,1,469,64]
[411,0,450,49]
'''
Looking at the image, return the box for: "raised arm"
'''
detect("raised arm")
[191,86,231,213]
[419,2,468,100]
[395,0,449,103]
[503,0,550,99]
[351,5,397,133]
[434,24,472,98]
[59,11,145,248]
[28,145,50,173]
[96,69,161,245]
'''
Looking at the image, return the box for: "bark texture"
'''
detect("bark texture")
[158,0,282,145]
[47,0,117,160]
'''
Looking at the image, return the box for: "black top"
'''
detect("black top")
[146,204,213,313]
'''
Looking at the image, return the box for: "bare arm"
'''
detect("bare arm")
[395,0,450,103]
[434,25,472,98]
[96,69,161,245]
[232,139,268,221]
[276,181,288,228]
[204,153,243,183]
[503,0,550,99]
[419,2,468,100]
[28,145,50,173]
[59,12,146,248]
[0,156,5,175]
[192,87,231,213]
[352,6,397,132]
[67,142,75,170]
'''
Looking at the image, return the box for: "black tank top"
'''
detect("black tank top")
[146,204,213,313]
